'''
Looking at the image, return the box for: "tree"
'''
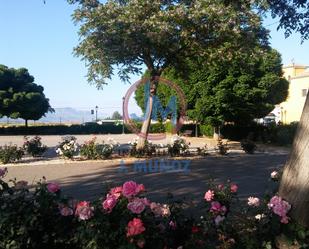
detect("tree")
[266,0,309,41]
[0,65,53,126]
[69,0,268,148]
[135,48,288,137]
[111,111,122,120]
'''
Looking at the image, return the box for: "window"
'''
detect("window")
[302,89,308,97]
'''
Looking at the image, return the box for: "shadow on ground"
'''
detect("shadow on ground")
[57,154,288,202]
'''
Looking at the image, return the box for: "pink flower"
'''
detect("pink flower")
[230,183,238,193]
[268,195,291,224]
[169,220,177,230]
[150,202,170,217]
[214,215,225,226]
[75,201,94,220]
[204,190,215,202]
[47,182,60,193]
[60,206,73,216]
[280,216,290,224]
[218,184,224,190]
[220,205,227,215]
[110,186,122,199]
[122,181,140,198]
[248,197,260,207]
[127,198,146,214]
[126,218,146,237]
[210,201,222,213]
[0,167,7,178]
[137,239,145,248]
[103,194,117,213]
[138,184,145,192]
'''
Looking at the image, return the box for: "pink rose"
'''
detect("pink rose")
[280,216,290,224]
[0,167,7,178]
[248,197,260,207]
[169,220,177,230]
[268,195,291,224]
[103,194,117,213]
[60,206,74,216]
[47,182,60,193]
[110,186,123,199]
[137,238,145,248]
[126,218,146,237]
[138,184,145,192]
[122,181,139,198]
[214,215,225,226]
[230,183,238,193]
[75,201,94,220]
[150,202,170,217]
[150,202,162,217]
[204,190,214,202]
[220,205,227,215]
[127,198,146,214]
[210,201,222,213]
[218,184,224,190]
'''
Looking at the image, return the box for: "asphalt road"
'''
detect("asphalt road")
[3,153,289,202]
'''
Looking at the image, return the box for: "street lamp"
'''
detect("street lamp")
[122,97,125,134]
[95,106,98,122]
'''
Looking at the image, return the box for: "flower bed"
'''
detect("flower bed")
[0,167,308,249]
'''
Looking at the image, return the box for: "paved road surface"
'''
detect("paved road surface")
[3,153,288,202]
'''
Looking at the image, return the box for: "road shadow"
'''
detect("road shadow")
[57,154,288,202]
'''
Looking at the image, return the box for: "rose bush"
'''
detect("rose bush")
[0,169,308,249]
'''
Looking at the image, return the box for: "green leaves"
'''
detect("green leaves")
[70,0,268,87]
[0,65,53,125]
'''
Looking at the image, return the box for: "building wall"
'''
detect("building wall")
[280,64,309,124]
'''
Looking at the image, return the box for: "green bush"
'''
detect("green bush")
[55,136,78,159]
[221,123,298,145]
[0,123,132,135]
[23,136,47,157]
[199,124,213,137]
[0,144,24,164]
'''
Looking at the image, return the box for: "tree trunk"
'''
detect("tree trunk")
[279,94,309,227]
[136,75,159,149]
[25,119,28,127]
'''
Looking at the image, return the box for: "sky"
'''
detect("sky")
[0,0,309,117]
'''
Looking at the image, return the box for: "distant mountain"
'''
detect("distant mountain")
[0,108,142,124]
[130,113,143,121]
[0,108,109,124]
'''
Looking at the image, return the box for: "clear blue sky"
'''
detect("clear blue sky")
[0,1,308,116]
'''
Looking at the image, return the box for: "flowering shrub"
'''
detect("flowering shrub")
[23,136,47,157]
[56,135,78,159]
[129,138,156,157]
[0,169,308,249]
[80,137,117,159]
[167,135,189,156]
[0,144,24,164]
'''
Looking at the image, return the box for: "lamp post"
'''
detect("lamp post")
[122,97,125,134]
[95,106,98,122]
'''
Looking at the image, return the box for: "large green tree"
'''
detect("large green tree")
[135,48,288,136]
[69,0,268,148]
[0,65,53,126]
